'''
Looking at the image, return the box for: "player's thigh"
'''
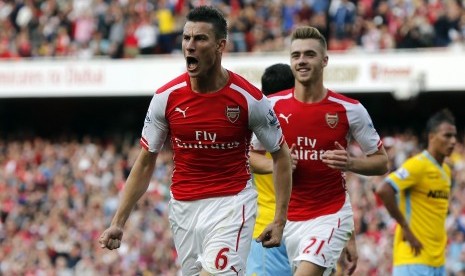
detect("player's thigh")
[201,186,258,275]
[170,186,257,275]
[285,199,354,275]
[393,265,446,276]
[246,241,291,276]
[168,197,204,275]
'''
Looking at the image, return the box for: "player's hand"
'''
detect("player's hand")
[340,235,358,275]
[321,141,351,171]
[290,143,298,171]
[99,225,124,250]
[256,221,284,248]
[401,225,423,256]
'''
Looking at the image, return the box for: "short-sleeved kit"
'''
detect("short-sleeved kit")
[251,89,382,273]
[386,150,451,268]
[141,71,284,275]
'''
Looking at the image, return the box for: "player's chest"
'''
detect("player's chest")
[166,96,249,138]
[275,104,349,142]
[417,167,451,200]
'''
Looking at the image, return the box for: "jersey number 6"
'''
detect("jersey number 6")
[215,247,230,270]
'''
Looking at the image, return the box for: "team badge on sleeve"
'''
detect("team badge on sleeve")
[394,167,409,180]
[145,110,152,123]
[226,106,240,123]
[266,109,279,126]
[325,113,339,128]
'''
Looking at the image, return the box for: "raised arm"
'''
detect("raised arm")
[99,148,158,250]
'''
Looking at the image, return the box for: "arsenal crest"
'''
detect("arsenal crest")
[226,106,240,123]
[325,113,338,128]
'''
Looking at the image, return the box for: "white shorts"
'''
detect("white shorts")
[283,194,354,276]
[169,182,257,276]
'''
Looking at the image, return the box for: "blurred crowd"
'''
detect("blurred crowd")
[1,0,465,59]
[0,136,178,275]
[1,131,465,275]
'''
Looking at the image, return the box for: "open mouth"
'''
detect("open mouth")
[186,56,199,71]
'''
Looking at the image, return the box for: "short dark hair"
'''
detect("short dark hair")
[261,63,294,96]
[425,108,456,134]
[187,6,227,40]
[291,26,327,51]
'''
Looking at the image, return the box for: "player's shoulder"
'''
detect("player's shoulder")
[267,89,293,103]
[389,153,426,179]
[155,73,189,94]
[327,89,360,105]
[404,152,429,169]
[268,88,293,98]
[229,71,263,101]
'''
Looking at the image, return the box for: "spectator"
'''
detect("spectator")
[134,13,158,55]
[0,128,464,275]
[0,0,464,59]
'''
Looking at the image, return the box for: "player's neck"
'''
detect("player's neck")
[426,148,445,165]
[191,67,229,94]
[294,82,327,103]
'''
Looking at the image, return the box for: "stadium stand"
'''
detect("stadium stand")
[0,0,463,59]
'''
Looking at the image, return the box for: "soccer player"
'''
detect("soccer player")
[98,6,293,276]
[376,109,457,276]
[247,63,295,276]
[251,26,388,276]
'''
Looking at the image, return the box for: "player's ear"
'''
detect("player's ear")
[217,39,227,53]
[322,55,328,68]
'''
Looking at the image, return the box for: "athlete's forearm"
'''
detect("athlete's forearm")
[111,149,158,228]
[249,151,273,174]
[270,143,292,225]
[349,147,389,175]
[376,182,409,228]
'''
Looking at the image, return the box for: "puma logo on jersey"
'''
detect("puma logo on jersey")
[175,107,189,118]
[230,266,241,276]
[279,113,292,124]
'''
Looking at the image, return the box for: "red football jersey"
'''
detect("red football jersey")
[141,71,284,201]
[253,89,382,221]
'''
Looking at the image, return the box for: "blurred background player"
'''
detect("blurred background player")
[247,63,295,276]
[376,109,457,276]
[99,6,292,276]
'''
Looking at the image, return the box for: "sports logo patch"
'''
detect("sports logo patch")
[279,113,292,124]
[226,106,240,123]
[145,110,152,123]
[266,109,279,126]
[394,167,409,180]
[325,113,338,128]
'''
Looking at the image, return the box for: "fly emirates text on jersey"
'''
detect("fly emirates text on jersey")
[295,136,326,161]
[174,131,241,150]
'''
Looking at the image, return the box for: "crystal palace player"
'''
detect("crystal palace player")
[377,109,457,276]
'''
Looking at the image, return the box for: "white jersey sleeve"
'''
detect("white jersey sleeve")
[248,95,283,153]
[346,103,382,155]
[250,133,265,151]
[141,92,170,153]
